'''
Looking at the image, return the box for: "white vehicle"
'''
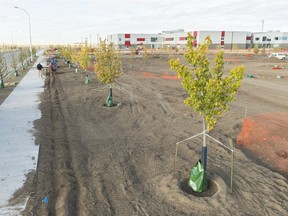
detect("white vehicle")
[266,53,287,60]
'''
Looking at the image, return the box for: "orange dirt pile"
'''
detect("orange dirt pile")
[143,72,178,80]
[237,112,288,173]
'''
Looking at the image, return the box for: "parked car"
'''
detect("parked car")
[266,53,287,60]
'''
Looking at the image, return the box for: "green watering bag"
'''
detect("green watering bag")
[106,94,113,107]
[188,160,207,192]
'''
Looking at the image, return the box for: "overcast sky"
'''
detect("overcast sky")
[1,0,288,45]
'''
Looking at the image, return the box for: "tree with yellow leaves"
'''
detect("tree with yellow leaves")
[94,40,122,107]
[78,40,91,83]
[169,32,244,175]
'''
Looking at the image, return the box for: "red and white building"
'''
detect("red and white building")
[107,33,164,49]
[107,29,252,50]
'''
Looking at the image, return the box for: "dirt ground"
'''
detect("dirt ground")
[4,52,288,215]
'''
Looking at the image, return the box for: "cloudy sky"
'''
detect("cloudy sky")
[0,0,288,45]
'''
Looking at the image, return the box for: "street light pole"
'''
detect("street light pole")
[15,6,33,62]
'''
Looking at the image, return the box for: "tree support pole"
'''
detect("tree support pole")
[174,143,179,174]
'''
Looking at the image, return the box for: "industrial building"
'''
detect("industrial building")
[107,33,164,49]
[107,29,252,50]
[252,31,288,48]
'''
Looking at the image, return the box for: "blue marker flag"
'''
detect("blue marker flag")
[43,197,48,203]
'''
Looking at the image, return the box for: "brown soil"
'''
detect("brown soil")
[9,53,287,215]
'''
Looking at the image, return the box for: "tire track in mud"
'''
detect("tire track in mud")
[24,75,82,216]
[51,87,80,216]
[46,77,80,216]
[49,75,111,216]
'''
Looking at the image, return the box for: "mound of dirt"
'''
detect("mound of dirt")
[237,112,288,173]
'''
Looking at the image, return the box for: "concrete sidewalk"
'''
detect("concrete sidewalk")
[0,54,46,215]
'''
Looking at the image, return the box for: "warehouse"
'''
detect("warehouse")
[252,31,288,48]
[107,33,164,50]
[195,31,252,50]
[107,29,252,50]
[161,30,252,50]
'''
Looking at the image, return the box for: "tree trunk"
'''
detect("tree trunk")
[84,70,89,84]
[0,78,4,88]
[202,115,207,170]
[109,85,113,97]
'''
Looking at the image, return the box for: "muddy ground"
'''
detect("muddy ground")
[13,52,288,215]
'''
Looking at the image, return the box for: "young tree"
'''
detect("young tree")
[273,47,281,52]
[253,47,259,55]
[94,40,122,107]
[129,46,135,68]
[168,47,175,60]
[24,49,30,65]
[18,49,27,70]
[61,45,73,67]
[10,52,19,76]
[0,52,8,88]
[32,46,37,58]
[58,46,64,59]
[169,33,244,175]
[78,41,91,83]
[71,46,80,73]
[143,46,148,65]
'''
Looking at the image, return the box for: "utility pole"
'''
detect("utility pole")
[262,20,264,32]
